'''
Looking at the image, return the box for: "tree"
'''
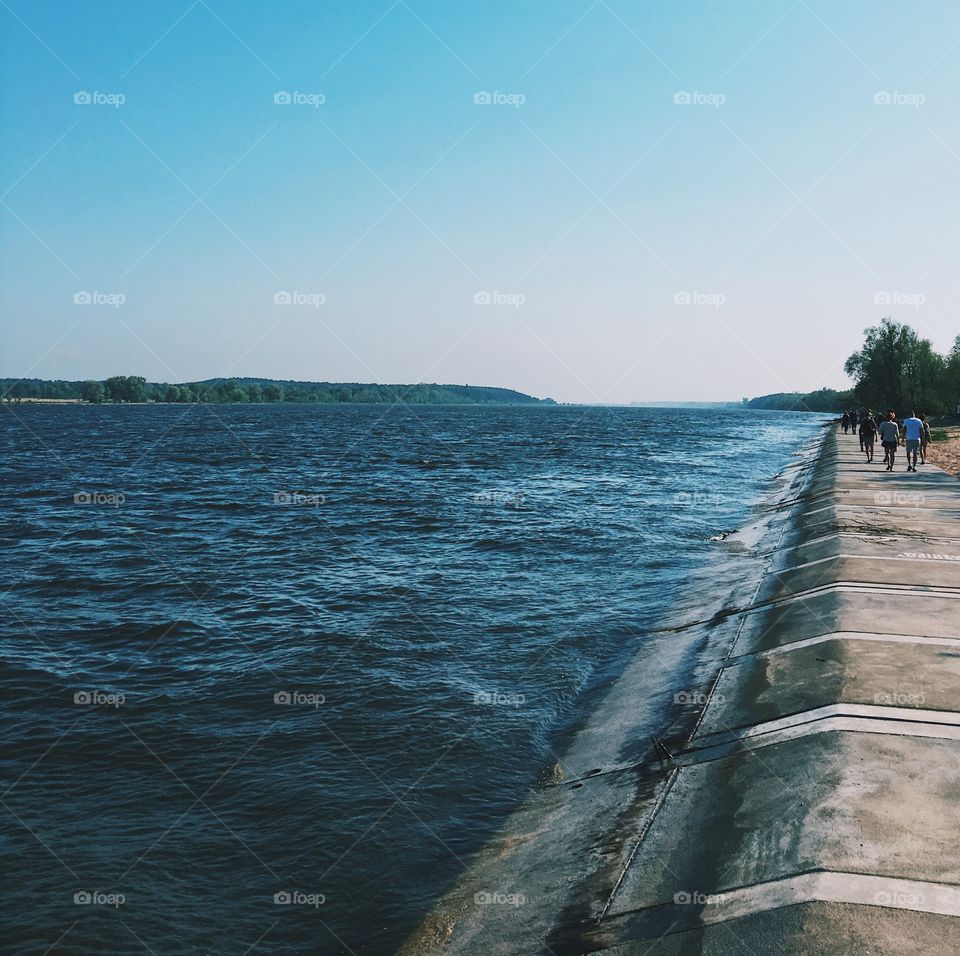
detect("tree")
[81,380,105,403]
[104,375,148,403]
[223,384,248,402]
[845,319,913,413]
[940,336,960,415]
[263,383,284,402]
[845,319,958,415]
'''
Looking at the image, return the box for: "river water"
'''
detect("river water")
[0,402,829,953]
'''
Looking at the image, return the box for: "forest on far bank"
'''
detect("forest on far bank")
[0,377,554,406]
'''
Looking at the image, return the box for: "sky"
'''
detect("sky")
[3,0,960,403]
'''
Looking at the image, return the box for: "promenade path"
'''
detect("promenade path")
[405,426,960,954]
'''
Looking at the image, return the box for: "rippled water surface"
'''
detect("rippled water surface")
[1,403,827,953]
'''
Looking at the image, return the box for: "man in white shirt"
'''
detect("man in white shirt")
[902,411,924,472]
[877,411,901,471]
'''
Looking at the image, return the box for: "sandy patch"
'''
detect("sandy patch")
[926,425,960,478]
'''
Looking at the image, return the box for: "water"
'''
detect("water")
[0,403,828,953]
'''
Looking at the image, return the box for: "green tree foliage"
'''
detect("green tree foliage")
[745,388,853,412]
[262,383,285,402]
[945,337,960,414]
[81,380,106,403]
[0,376,553,406]
[103,375,148,403]
[844,318,953,415]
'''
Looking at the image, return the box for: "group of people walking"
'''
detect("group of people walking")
[841,409,931,472]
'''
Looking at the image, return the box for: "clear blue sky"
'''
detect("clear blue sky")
[3,0,960,402]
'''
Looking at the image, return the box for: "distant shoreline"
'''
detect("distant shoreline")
[1,376,555,407]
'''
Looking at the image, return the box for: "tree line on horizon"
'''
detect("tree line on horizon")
[0,376,553,406]
[746,319,960,416]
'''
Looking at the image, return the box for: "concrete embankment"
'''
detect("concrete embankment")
[403,426,960,954]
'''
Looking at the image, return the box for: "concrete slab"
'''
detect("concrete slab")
[583,901,960,954]
[730,588,960,655]
[699,637,960,735]
[607,732,960,915]
[772,552,960,592]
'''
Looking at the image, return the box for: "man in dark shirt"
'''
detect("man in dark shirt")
[858,413,876,462]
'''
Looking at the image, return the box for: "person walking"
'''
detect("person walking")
[902,411,924,472]
[859,412,876,463]
[878,411,901,471]
[920,415,931,464]
[841,411,850,434]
